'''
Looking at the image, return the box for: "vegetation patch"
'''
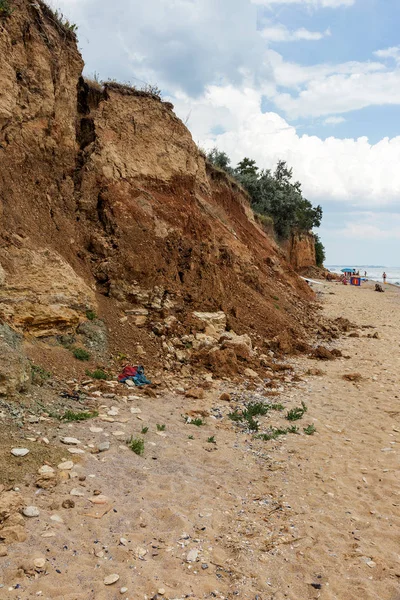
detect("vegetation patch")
[86,309,97,321]
[127,436,144,456]
[207,436,216,444]
[72,347,90,361]
[31,364,51,385]
[304,424,316,435]
[256,425,299,441]
[61,410,98,422]
[141,427,149,435]
[286,402,308,421]
[85,368,109,380]
[156,424,166,431]
[0,0,13,18]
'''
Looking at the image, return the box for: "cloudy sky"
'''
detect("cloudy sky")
[51,0,400,266]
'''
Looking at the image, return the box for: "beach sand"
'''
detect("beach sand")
[1,280,400,599]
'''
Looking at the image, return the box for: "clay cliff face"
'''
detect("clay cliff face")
[283,233,317,271]
[0,1,317,391]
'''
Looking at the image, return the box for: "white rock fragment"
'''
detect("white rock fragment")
[104,574,120,585]
[61,437,81,445]
[38,465,55,475]
[22,506,40,518]
[186,549,199,562]
[58,461,74,470]
[11,448,30,457]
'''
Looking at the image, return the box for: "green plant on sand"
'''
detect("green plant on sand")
[85,368,108,380]
[72,347,90,361]
[61,410,98,422]
[127,436,144,456]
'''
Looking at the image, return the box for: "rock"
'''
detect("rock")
[58,461,74,470]
[35,473,57,490]
[158,589,165,595]
[130,407,142,414]
[98,441,110,452]
[119,537,128,546]
[89,495,109,505]
[70,488,85,497]
[342,372,362,382]
[0,547,8,557]
[185,388,204,399]
[22,506,39,518]
[0,324,31,396]
[186,549,199,562]
[11,448,29,457]
[220,332,253,360]
[38,465,55,475]
[135,547,147,559]
[193,311,227,334]
[60,437,81,445]
[33,558,46,569]
[104,574,120,585]
[50,514,64,523]
[312,346,335,361]
[67,448,85,455]
[89,426,104,433]
[125,380,135,388]
[62,499,75,509]
[219,392,231,402]
[244,368,259,379]
[120,587,128,594]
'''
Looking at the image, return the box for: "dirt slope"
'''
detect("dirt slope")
[0,0,318,389]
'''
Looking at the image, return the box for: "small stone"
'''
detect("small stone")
[38,465,55,475]
[112,431,125,437]
[90,426,104,433]
[367,560,376,568]
[186,549,199,562]
[135,547,147,559]
[22,506,40,518]
[185,388,204,399]
[0,547,8,557]
[201,563,209,570]
[219,393,231,402]
[244,368,259,379]
[120,588,128,594]
[70,488,85,497]
[89,495,109,505]
[104,574,120,586]
[62,499,75,509]
[125,380,135,388]
[60,437,81,445]
[11,448,30,457]
[50,514,64,523]
[41,532,56,538]
[119,538,128,546]
[58,461,74,470]
[68,448,85,455]
[130,407,142,414]
[98,441,110,452]
[34,558,46,569]
[158,588,166,595]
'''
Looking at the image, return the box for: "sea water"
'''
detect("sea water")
[327,265,400,286]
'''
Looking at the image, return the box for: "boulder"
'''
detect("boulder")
[192,311,227,334]
[220,332,253,360]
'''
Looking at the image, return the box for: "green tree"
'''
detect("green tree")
[314,234,326,267]
[236,157,259,177]
[206,148,233,174]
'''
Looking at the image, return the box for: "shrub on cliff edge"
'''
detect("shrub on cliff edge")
[0,0,13,17]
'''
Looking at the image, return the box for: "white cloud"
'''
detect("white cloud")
[260,24,330,42]
[251,0,355,7]
[324,116,346,124]
[173,85,400,206]
[374,46,400,63]
[342,223,388,240]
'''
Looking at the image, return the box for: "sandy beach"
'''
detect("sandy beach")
[1,280,400,600]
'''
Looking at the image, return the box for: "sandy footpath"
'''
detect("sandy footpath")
[1,281,400,600]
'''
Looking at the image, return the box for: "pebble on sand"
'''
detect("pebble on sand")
[58,461,74,470]
[186,549,199,562]
[11,448,30,457]
[104,574,120,585]
[61,437,81,445]
[38,465,55,475]
[22,506,40,518]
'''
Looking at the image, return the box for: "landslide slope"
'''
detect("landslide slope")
[0,0,315,383]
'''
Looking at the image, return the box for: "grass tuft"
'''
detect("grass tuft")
[141,426,149,434]
[207,436,216,444]
[72,347,90,361]
[0,0,13,18]
[286,401,307,421]
[85,368,108,380]
[127,436,144,456]
[86,309,97,321]
[61,410,98,422]
[303,424,316,435]
[156,424,166,431]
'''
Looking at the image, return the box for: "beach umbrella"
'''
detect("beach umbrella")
[341,268,354,273]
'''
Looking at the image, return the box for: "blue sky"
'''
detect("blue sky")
[51,0,400,265]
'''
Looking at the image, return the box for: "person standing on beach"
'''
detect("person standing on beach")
[383,271,387,284]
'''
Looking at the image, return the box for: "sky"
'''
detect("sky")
[50,0,400,266]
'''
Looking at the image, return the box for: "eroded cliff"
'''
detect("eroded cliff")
[0,0,318,392]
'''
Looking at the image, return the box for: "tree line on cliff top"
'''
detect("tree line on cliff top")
[206,148,325,267]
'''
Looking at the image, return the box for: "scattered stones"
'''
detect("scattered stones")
[58,461,74,470]
[61,437,81,446]
[22,506,39,518]
[186,549,199,562]
[104,574,120,586]
[11,448,29,457]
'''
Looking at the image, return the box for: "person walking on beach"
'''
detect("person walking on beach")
[383,271,387,284]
